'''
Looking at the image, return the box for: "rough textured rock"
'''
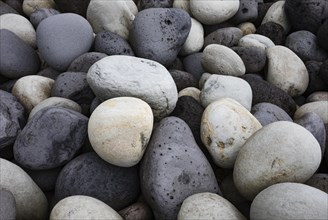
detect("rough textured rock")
[169,69,198,91]
[255,22,286,45]
[67,52,108,73]
[204,27,243,48]
[232,46,266,73]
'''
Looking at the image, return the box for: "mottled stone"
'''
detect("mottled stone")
[204,27,243,48]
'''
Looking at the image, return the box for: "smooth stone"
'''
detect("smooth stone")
[201,98,262,168]
[261,0,290,33]
[67,52,108,73]
[14,107,88,170]
[201,44,246,76]
[30,8,60,28]
[250,183,328,220]
[87,55,178,120]
[50,195,123,220]
[28,97,82,121]
[285,31,327,62]
[0,1,18,15]
[0,159,48,220]
[12,75,54,113]
[190,0,239,25]
[138,0,173,10]
[129,8,191,67]
[229,0,258,24]
[232,46,266,73]
[238,34,275,50]
[178,192,246,220]
[0,189,16,220]
[199,72,211,89]
[305,61,327,95]
[242,74,297,116]
[255,21,286,45]
[87,0,138,39]
[94,31,135,56]
[54,152,140,210]
[0,13,36,47]
[88,97,153,167]
[0,29,40,79]
[37,13,94,71]
[307,91,328,102]
[169,69,198,91]
[0,79,16,93]
[182,53,205,80]
[266,46,309,97]
[204,27,243,48]
[22,0,56,16]
[173,0,190,14]
[285,0,328,33]
[54,0,91,16]
[140,117,219,219]
[119,202,154,220]
[319,59,328,84]
[200,74,252,110]
[5,0,24,15]
[179,17,204,56]
[51,72,95,115]
[233,121,322,200]
[178,87,201,102]
[251,102,293,126]
[24,166,62,191]
[318,20,328,51]
[37,67,60,80]
[0,90,26,149]
[168,57,184,71]
[294,101,328,124]
[305,173,328,193]
[89,97,102,114]
[238,22,256,35]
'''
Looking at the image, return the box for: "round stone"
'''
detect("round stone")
[179,17,204,56]
[201,98,262,168]
[251,102,292,126]
[250,183,328,220]
[22,0,56,16]
[237,22,257,35]
[232,46,266,73]
[50,195,123,220]
[261,0,290,33]
[201,44,246,76]
[178,87,201,102]
[294,101,328,124]
[233,121,322,200]
[37,13,94,71]
[238,34,275,50]
[306,91,328,102]
[178,192,246,220]
[88,97,153,167]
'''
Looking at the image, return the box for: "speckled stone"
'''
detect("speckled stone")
[232,46,266,73]
[169,69,198,91]
[255,22,286,45]
[204,27,243,48]
[67,52,108,73]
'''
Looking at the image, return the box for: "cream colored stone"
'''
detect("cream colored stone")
[173,0,191,14]
[266,46,309,97]
[178,87,201,102]
[12,76,54,113]
[201,98,262,168]
[178,192,246,220]
[294,101,328,124]
[180,18,204,56]
[0,159,48,220]
[88,97,153,167]
[23,0,56,17]
[262,1,290,33]
[233,121,322,200]
[237,22,256,35]
[50,195,123,220]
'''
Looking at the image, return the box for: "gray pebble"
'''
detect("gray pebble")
[0,1,18,15]
[67,52,107,73]
[204,27,243,48]
[232,46,267,73]
[169,69,198,91]
[30,8,60,28]
[182,53,205,80]
[229,0,258,24]
[138,0,173,10]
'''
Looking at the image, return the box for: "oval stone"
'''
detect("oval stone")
[179,17,204,56]
[251,102,292,126]
[204,27,243,48]
[233,121,322,200]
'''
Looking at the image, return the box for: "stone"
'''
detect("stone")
[285,0,328,33]
[0,90,26,149]
[168,57,185,71]
[229,0,258,24]
[179,17,204,56]
[88,97,153,167]
[173,0,190,14]
[0,13,36,48]
[22,0,56,17]
[140,117,219,219]
[89,97,102,114]
[119,202,154,220]
[12,75,54,113]
[24,167,62,191]
[0,189,16,220]
[138,0,173,10]
[241,74,297,116]
[201,98,262,168]
[14,107,88,170]
[189,0,239,25]
[67,52,108,73]
[285,31,327,62]
[37,13,94,71]
[0,29,40,79]
[182,53,205,80]
[238,34,275,50]
[178,192,246,220]
[294,101,328,124]
[261,0,290,33]
[87,55,178,120]
[0,79,16,93]
[86,0,138,39]
[37,67,60,80]
[250,183,328,220]
[94,31,135,56]
[169,69,198,91]
[238,22,256,35]
[251,102,292,126]
[0,158,48,220]
[5,0,24,15]
[319,59,328,84]
[305,173,328,193]
[254,2,273,27]
[28,97,82,121]
[318,20,328,51]
[0,1,18,15]
[232,46,266,73]
[200,74,252,111]
[54,0,91,17]
[54,152,140,210]
[266,46,309,97]
[129,8,191,67]
[201,44,246,76]
[204,27,243,48]
[50,195,123,220]
[51,72,95,115]
[178,87,201,102]
[233,121,322,200]
[307,91,328,102]
[255,22,286,45]
[30,8,60,28]
[199,72,211,89]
